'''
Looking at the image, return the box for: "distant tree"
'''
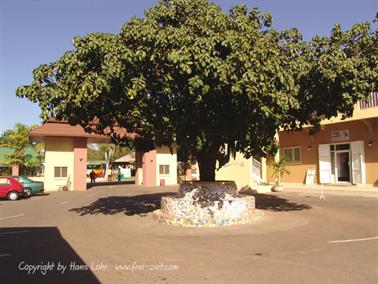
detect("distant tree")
[0,123,43,174]
[87,144,103,161]
[88,143,131,162]
[16,0,377,181]
[88,143,132,177]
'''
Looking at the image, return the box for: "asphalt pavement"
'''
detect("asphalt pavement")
[0,184,377,284]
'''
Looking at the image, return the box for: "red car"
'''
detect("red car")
[0,177,24,201]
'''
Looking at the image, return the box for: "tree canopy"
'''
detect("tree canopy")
[0,123,43,173]
[17,0,377,180]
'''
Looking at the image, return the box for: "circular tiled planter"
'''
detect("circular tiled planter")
[153,181,263,227]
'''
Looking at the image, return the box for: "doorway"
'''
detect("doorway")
[336,151,350,182]
[330,144,351,183]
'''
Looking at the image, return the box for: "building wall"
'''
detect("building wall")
[44,137,74,191]
[216,153,252,190]
[270,118,378,185]
[73,138,88,191]
[135,151,143,185]
[155,144,177,186]
[142,149,157,187]
[322,100,378,125]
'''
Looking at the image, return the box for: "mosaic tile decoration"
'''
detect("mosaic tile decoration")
[153,209,264,227]
[153,182,263,227]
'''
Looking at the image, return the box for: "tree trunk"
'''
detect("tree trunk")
[104,147,113,178]
[197,152,217,182]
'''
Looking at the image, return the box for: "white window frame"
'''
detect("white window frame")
[159,164,170,176]
[54,166,68,178]
[350,141,366,184]
[319,144,332,184]
[282,146,302,164]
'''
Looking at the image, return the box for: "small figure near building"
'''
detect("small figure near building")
[118,167,122,183]
[89,170,96,184]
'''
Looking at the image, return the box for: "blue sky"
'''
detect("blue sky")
[0,0,377,132]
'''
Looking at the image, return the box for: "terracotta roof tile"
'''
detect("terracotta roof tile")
[29,120,139,143]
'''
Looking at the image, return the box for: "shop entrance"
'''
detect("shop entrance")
[330,144,351,183]
[319,141,365,185]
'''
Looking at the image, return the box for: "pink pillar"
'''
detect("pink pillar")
[185,164,192,181]
[135,151,143,185]
[12,164,19,176]
[142,149,157,187]
[73,138,88,191]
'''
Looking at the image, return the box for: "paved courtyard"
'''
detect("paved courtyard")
[0,184,377,284]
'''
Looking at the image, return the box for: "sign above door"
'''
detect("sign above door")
[331,130,349,141]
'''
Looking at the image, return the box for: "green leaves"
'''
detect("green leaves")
[0,124,42,168]
[16,0,377,179]
[290,21,377,127]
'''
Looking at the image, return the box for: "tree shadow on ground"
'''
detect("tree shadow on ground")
[70,192,176,217]
[252,193,312,212]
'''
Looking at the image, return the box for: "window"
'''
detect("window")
[0,178,9,185]
[335,144,350,151]
[54,167,68,178]
[283,147,301,163]
[159,165,170,175]
[330,147,335,175]
[330,143,351,179]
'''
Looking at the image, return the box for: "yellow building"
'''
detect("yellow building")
[30,121,177,191]
[215,153,265,190]
[29,121,108,191]
[217,92,378,188]
[271,93,378,186]
[135,144,178,187]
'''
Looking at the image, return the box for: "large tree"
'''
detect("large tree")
[17,0,377,181]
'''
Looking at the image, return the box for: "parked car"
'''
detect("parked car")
[6,176,44,197]
[0,177,24,200]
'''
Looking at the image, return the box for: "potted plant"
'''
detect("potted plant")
[269,158,290,192]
